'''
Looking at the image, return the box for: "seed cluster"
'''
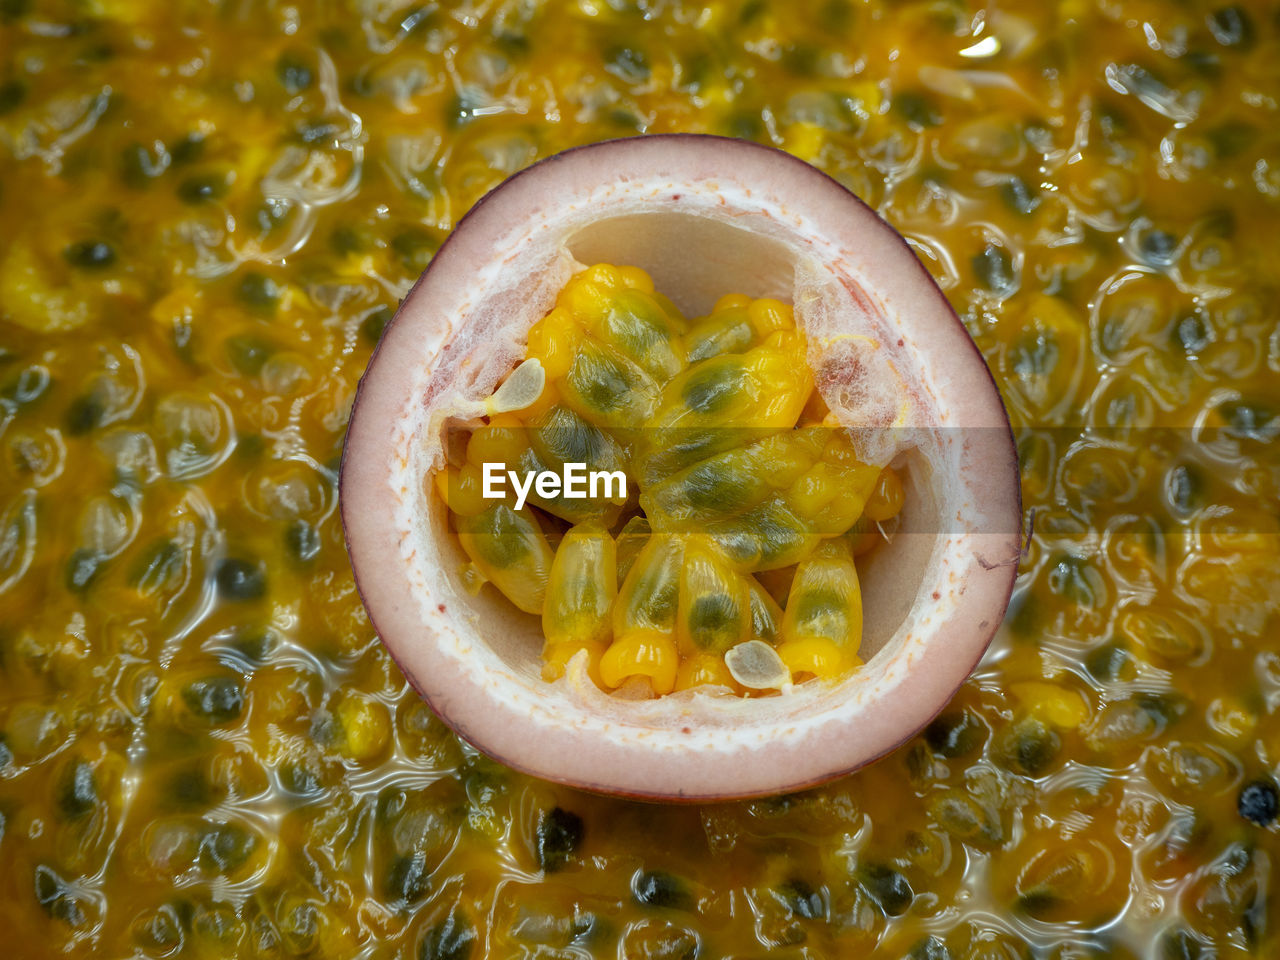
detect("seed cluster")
[3,0,1279,955]
[437,264,904,695]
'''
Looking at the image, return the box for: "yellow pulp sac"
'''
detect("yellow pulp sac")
[436,264,905,696]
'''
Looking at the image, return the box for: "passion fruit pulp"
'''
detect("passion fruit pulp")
[340,134,1021,800]
[438,265,906,698]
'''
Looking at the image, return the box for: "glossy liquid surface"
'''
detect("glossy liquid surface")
[1,1,1278,957]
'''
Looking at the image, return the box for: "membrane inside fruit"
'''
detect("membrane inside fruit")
[434,264,905,698]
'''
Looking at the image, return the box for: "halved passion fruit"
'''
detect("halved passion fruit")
[340,134,1021,800]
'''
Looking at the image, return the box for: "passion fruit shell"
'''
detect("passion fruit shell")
[340,134,1021,800]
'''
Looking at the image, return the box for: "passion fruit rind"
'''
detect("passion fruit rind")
[342,135,1020,798]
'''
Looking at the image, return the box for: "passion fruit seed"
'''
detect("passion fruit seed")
[485,358,545,415]
[436,264,905,697]
[1238,779,1279,827]
[724,640,791,690]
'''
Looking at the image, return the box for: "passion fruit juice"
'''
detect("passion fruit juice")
[435,264,905,696]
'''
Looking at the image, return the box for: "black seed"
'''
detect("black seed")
[329,225,367,255]
[820,0,852,31]
[1174,312,1211,353]
[136,905,183,951]
[999,716,1060,776]
[605,46,650,84]
[391,227,439,272]
[231,625,278,663]
[0,80,26,114]
[386,851,432,903]
[177,173,226,204]
[1086,641,1132,682]
[632,870,691,910]
[1003,591,1034,634]
[859,864,914,916]
[1136,692,1187,728]
[444,90,486,129]
[56,759,97,818]
[725,110,763,141]
[1183,50,1222,77]
[1048,553,1101,607]
[676,52,709,93]
[361,306,393,345]
[279,759,322,796]
[237,434,265,461]
[909,936,953,960]
[1219,400,1278,442]
[172,317,196,364]
[894,90,941,128]
[34,864,85,926]
[905,741,934,783]
[181,676,245,724]
[1206,121,1256,159]
[65,548,104,592]
[169,132,205,165]
[276,51,314,93]
[1218,841,1252,877]
[190,901,239,946]
[375,786,408,828]
[130,539,184,594]
[1000,175,1040,215]
[225,334,277,378]
[1162,927,1207,960]
[66,393,106,435]
[236,272,280,312]
[1016,887,1059,918]
[781,43,819,76]
[215,557,266,601]
[1138,229,1179,267]
[1096,106,1131,140]
[309,711,345,757]
[777,878,824,919]
[971,243,1016,294]
[739,0,766,23]
[280,903,318,954]
[197,822,256,873]
[1165,463,1204,516]
[535,806,583,872]
[608,113,642,135]
[494,31,529,57]
[285,520,322,563]
[1238,779,1279,826]
[1198,209,1235,242]
[924,710,985,758]
[419,908,477,960]
[1207,6,1254,48]
[169,765,215,807]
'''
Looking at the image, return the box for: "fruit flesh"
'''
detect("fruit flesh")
[437,264,905,696]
